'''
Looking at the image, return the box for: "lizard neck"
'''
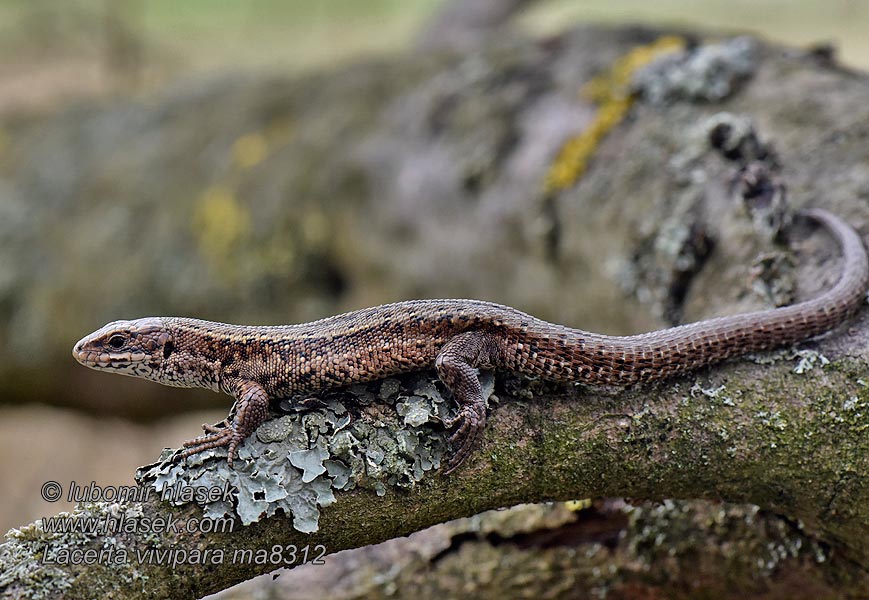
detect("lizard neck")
[159,318,226,392]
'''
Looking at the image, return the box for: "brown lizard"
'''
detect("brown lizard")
[72,208,868,473]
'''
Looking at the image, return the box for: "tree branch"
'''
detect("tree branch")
[3,337,868,598]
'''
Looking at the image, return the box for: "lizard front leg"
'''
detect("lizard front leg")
[436,331,502,474]
[179,379,270,468]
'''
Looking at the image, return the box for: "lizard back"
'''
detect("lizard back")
[158,208,868,394]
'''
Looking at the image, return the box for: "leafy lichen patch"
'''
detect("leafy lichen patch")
[791,349,830,374]
[634,36,758,104]
[136,372,503,532]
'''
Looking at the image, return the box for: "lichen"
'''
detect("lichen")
[633,36,757,104]
[791,349,830,374]
[0,528,73,600]
[380,500,846,598]
[192,185,253,266]
[188,117,298,286]
[136,372,497,533]
[613,191,715,323]
[625,501,830,580]
[231,132,269,170]
[750,251,797,307]
[0,501,152,599]
[543,35,685,193]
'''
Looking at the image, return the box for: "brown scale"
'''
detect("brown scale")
[71,209,868,473]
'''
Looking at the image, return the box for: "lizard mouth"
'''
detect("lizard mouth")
[72,340,145,370]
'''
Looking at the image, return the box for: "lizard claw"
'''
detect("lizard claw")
[177,382,269,468]
[179,424,244,468]
[199,418,232,434]
[443,403,486,474]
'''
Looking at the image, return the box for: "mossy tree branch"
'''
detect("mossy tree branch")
[2,338,868,598]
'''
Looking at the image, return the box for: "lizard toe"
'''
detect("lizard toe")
[444,405,486,473]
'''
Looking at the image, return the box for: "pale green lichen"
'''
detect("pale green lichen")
[633,36,757,104]
[0,501,155,599]
[136,372,498,533]
[747,347,832,374]
[792,349,830,374]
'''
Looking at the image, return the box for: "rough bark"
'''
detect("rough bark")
[1,23,869,600]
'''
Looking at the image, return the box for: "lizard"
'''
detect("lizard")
[72,208,868,473]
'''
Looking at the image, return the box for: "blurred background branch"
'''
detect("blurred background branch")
[0,0,867,115]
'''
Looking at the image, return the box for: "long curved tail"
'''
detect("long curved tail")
[530,208,869,386]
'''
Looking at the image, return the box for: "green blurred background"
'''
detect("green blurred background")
[0,0,866,115]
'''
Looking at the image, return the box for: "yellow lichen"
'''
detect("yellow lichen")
[185,116,299,283]
[543,35,685,194]
[193,185,252,263]
[232,118,294,171]
[232,132,269,170]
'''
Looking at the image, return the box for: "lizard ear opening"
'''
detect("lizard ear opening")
[163,340,175,360]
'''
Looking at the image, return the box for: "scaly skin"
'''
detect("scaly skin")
[72,209,868,472]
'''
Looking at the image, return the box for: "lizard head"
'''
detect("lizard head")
[72,317,173,381]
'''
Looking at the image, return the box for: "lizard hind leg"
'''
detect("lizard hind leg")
[179,380,271,468]
[436,331,502,474]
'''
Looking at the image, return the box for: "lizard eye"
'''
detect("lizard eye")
[108,334,126,349]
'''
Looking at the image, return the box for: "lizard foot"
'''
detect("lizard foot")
[443,403,486,474]
[179,423,245,468]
